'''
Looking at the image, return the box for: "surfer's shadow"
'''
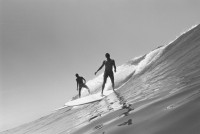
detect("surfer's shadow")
[118,119,133,126]
[101,92,134,117]
[104,91,129,107]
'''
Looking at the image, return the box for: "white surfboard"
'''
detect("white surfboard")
[65,90,114,106]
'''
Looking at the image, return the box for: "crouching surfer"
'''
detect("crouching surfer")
[75,73,90,98]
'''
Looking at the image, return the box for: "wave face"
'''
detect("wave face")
[2,24,200,134]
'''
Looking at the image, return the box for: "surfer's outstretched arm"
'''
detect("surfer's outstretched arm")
[76,80,79,91]
[95,61,105,75]
[113,60,117,72]
[83,77,86,83]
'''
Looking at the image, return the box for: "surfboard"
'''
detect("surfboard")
[65,90,114,106]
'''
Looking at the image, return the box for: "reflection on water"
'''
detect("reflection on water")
[118,119,133,126]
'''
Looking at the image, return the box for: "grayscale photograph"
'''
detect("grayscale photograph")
[1,0,200,134]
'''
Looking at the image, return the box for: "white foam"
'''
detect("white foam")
[134,46,166,74]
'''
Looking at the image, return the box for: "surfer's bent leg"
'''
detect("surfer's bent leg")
[83,84,90,94]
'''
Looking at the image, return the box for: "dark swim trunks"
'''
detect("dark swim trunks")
[79,83,88,89]
[103,71,114,81]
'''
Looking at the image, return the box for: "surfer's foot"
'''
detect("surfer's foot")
[113,89,117,93]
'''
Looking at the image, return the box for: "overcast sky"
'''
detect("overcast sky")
[1,0,200,131]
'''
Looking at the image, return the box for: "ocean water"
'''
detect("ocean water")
[2,25,200,134]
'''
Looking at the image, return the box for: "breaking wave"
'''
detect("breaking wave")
[2,24,200,134]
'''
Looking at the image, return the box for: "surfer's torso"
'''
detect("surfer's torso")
[76,77,84,85]
[104,59,115,72]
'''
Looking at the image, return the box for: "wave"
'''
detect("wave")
[2,24,200,134]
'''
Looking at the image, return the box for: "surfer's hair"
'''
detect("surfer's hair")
[105,53,110,58]
[75,73,79,77]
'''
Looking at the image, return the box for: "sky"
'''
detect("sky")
[1,0,200,131]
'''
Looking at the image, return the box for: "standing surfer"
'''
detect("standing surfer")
[95,53,117,96]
